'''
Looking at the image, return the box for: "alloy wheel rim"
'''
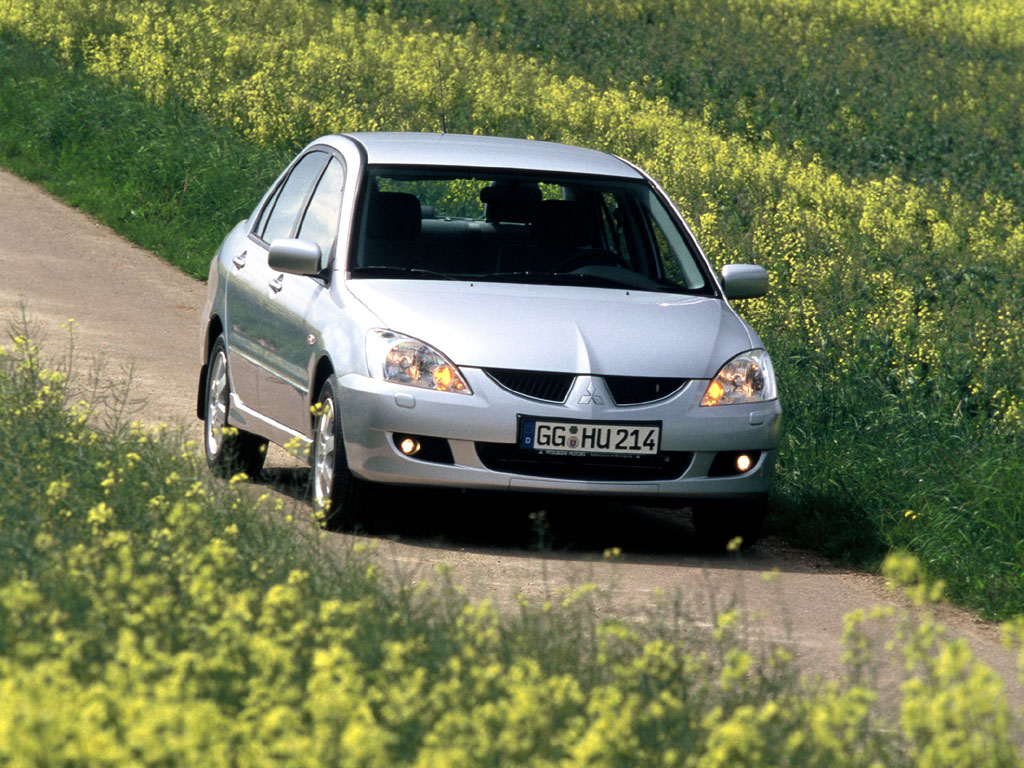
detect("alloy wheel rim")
[313,396,336,512]
[206,350,229,457]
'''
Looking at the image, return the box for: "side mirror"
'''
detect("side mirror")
[721,264,769,299]
[268,238,322,276]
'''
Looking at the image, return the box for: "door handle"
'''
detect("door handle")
[269,274,284,293]
[232,251,247,269]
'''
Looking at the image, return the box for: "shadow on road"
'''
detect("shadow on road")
[258,464,776,563]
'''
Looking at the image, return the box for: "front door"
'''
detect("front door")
[260,154,346,433]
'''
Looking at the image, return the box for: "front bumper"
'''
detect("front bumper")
[335,367,781,499]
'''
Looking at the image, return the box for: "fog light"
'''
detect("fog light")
[399,437,421,456]
[391,434,455,464]
[708,450,762,478]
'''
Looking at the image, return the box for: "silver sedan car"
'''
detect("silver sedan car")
[198,132,780,545]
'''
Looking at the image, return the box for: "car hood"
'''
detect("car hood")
[345,280,755,378]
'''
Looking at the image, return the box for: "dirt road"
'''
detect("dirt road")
[2,167,1019,702]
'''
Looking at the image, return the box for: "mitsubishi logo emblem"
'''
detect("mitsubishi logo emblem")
[578,381,605,405]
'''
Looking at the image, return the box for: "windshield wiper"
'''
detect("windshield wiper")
[476,271,625,287]
[480,270,677,292]
[350,265,459,281]
[477,271,559,283]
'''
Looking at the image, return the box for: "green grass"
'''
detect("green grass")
[0,1,1022,621]
[0,35,287,278]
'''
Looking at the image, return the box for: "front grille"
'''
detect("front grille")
[603,376,686,405]
[476,442,692,482]
[485,368,575,403]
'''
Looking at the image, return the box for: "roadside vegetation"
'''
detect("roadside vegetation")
[2,327,1023,764]
[0,0,1022,623]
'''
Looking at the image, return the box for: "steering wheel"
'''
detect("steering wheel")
[552,248,622,273]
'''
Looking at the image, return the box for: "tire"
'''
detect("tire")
[203,337,268,479]
[310,377,372,530]
[691,498,766,551]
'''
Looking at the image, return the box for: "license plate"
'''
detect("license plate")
[520,419,660,456]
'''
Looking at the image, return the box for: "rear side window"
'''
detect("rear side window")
[257,151,329,243]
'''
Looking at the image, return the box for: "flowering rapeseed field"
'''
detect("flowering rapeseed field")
[2,322,1022,764]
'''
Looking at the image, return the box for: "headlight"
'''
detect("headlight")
[366,330,472,394]
[701,349,776,406]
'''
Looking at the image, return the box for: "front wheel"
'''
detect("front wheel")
[691,498,766,551]
[203,337,267,478]
[310,378,373,530]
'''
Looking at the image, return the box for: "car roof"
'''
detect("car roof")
[321,132,643,178]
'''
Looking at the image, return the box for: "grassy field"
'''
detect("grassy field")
[0,0,1022,625]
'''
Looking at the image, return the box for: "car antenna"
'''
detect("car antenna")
[437,56,449,134]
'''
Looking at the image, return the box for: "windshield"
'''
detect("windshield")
[349,167,712,294]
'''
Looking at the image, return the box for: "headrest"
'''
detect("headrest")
[481,182,542,223]
[366,192,421,239]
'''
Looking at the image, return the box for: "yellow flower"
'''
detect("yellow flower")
[46,480,70,502]
[87,502,114,526]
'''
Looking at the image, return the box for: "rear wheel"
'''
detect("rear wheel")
[311,377,372,530]
[204,337,267,478]
[691,498,766,551]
